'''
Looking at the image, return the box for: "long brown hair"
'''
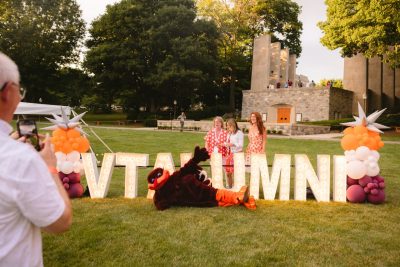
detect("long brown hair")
[250,112,265,134]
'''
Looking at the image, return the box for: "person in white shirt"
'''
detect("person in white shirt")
[0,52,72,267]
[224,118,244,189]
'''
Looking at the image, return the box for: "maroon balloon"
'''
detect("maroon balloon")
[62,177,69,184]
[347,176,358,186]
[67,172,81,183]
[58,172,67,179]
[367,189,385,204]
[358,175,372,187]
[378,182,385,189]
[364,187,370,193]
[347,185,366,203]
[370,189,378,195]
[63,183,70,190]
[372,175,384,183]
[68,183,84,198]
[367,183,376,189]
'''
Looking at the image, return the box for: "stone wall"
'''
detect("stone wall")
[329,87,354,118]
[242,87,334,121]
[157,120,330,135]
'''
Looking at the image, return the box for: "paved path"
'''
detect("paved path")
[82,125,400,144]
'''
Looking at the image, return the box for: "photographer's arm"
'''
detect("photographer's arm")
[40,134,72,234]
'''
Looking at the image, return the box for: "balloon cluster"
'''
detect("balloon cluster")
[44,111,90,198]
[341,104,389,204]
[51,128,90,154]
[341,125,384,151]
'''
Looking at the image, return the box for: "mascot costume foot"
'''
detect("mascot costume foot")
[147,146,256,211]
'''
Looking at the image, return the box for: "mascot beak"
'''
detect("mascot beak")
[148,169,170,190]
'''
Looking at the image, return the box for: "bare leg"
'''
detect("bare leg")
[227,173,233,189]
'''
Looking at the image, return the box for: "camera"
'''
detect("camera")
[17,119,41,151]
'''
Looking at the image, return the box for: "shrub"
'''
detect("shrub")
[144,119,157,127]
[277,130,283,135]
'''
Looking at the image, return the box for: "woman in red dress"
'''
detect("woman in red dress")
[204,116,228,158]
[245,112,267,165]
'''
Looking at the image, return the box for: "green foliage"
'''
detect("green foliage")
[186,105,234,120]
[318,78,343,88]
[196,0,302,109]
[319,0,400,67]
[0,0,85,102]
[377,113,400,127]
[84,0,219,113]
[254,0,303,56]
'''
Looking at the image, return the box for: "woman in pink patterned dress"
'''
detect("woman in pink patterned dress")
[245,112,266,165]
[204,116,228,157]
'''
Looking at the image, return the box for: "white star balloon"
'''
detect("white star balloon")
[341,103,390,133]
[42,108,87,135]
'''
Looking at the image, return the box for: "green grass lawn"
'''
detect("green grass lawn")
[41,128,400,266]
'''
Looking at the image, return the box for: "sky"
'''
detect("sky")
[77,0,344,82]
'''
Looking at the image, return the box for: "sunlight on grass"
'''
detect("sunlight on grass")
[43,129,400,266]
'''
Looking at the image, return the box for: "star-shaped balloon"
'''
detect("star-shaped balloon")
[341,103,390,133]
[42,108,87,135]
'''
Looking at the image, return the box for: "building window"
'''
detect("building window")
[296,113,302,122]
[262,113,267,122]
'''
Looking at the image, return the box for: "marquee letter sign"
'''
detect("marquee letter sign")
[81,152,348,202]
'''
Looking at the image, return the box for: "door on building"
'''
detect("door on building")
[277,108,291,123]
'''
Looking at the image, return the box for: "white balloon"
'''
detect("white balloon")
[368,161,377,168]
[347,160,367,179]
[367,156,377,163]
[61,161,74,174]
[73,161,82,173]
[66,151,80,162]
[55,152,66,161]
[370,150,380,161]
[345,154,357,162]
[355,146,370,161]
[367,165,380,177]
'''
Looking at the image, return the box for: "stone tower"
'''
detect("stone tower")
[343,54,400,113]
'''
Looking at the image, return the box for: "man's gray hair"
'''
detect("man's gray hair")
[0,52,20,87]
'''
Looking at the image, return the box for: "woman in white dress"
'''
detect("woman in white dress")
[224,118,244,189]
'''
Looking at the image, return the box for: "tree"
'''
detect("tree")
[0,0,85,103]
[319,0,400,67]
[84,0,219,113]
[318,78,343,88]
[196,0,302,109]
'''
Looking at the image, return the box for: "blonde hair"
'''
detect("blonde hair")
[213,116,224,128]
[226,118,239,133]
[0,52,20,86]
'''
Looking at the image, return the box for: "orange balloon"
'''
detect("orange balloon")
[354,125,368,135]
[53,129,67,138]
[62,142,73,154]
[343,127,354,135]
[368,131,379,137]
[72,142,80,150]
[341,134,359,150]
[67,129,81,139]
[79,138,90,153]
[51,136,58,144]
[378,141,384,148]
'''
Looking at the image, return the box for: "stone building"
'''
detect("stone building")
[242,34,354,123]
[343,54,400,113]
